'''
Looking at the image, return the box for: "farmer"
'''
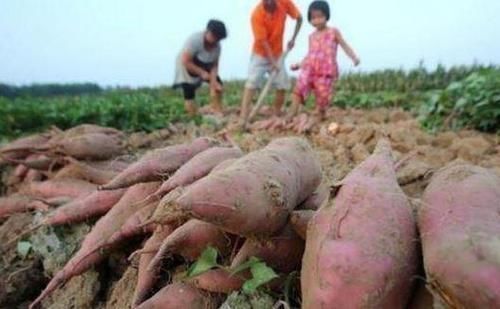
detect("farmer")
[173,19,227,116]
[239,0,303,126]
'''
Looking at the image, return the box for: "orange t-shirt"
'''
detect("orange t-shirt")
[251,0,301,58]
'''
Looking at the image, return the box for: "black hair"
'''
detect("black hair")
[207,19,227,40]
[308,1,330,22]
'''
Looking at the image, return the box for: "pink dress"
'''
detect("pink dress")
[294,27,339,110]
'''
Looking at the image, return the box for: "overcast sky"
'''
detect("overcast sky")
[1,0,499,86]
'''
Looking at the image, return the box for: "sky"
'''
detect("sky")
[1,0,499,87]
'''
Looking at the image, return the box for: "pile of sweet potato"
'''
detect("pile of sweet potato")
[1,125,499,309]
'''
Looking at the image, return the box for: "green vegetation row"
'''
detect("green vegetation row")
[0,65,498,140]
[0,83,103,99]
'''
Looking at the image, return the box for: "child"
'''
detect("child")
[288,0,360,121]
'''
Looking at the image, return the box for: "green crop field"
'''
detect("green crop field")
[1,64,499,140]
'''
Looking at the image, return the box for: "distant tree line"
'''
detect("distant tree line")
[0,83,103,99]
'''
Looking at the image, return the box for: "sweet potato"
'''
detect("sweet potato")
[188,269,245,294]
[0,133,50,157]
[20,179,97,199]
[49,133,125,160]
[103,201,158,247]
[29,182,161,308]
[231,225,304,273]
[3,154,54,171]
[55,157,121,185]
[99,137,217,191]
[418,162,500,308]
[0,194,49,219]
[301,139,418,309]
[176,137,322,237]
[140,187,188,227]
[290,210,314,240]
[132,225,177,307]
[25,168,44,182]
[142,158,239,227]
[61,124,123,139]
[42,189,126,226]
[298,180,329,210]
[135,282,215,309]
[149,146,243,202]
[148,219,232,272]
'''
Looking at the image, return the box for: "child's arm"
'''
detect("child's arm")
[335,28,360,66]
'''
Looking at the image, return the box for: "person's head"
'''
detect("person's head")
[205,19,227,45]
[263,0,277,13]
[308,0,330,29]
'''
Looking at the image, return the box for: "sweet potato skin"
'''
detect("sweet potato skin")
[133,225,177,307]
[177,137,322,237]
[290,210,314,240]
[301,139,418,309]
[153,146,243,199]
[418,162,500,308]
[231,225,304,273]
[99,137,217,191]
[136,282,214,309]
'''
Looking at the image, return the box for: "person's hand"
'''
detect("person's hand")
[290,63,300,71]
[353,57,361,67]
[210,81,223,92]
[287,39,296,51]
[200,71,211,81]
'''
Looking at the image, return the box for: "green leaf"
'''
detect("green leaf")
[242,261,279,295]
[186,246,218,278]
[230,256,261,276]
[17,241,32,258]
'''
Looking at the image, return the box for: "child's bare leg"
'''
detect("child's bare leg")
[273,89,286,116]
[314,106,327,121]
[287,93,303,120]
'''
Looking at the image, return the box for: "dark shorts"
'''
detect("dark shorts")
[174,57,223,100]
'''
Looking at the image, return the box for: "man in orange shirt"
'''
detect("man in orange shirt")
[240,0,303,126]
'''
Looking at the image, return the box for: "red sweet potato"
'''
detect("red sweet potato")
[289,210,314,240]
[61,124,123,139]
[176,137,322,237]
[188,269,245,294]
[0,194,49,219]
[20,179,97,199]
[140,187,189,227]
[231,225,304,273]
[148,219,232,272]
[135,282,215,309]
[149,146,243,202]
[42,189,126,226]
[418,162,500,308]
[0,133,50,156]
[298,180,329,210]
[29,182,161,308]
[49,133,125,160]
[104,201,158,246]
[301,139,418,309]
[53,157,122,185]
[132,225,177,307]
[24,169,44,182]
[99,137,217,191]
[3,154,54,171]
